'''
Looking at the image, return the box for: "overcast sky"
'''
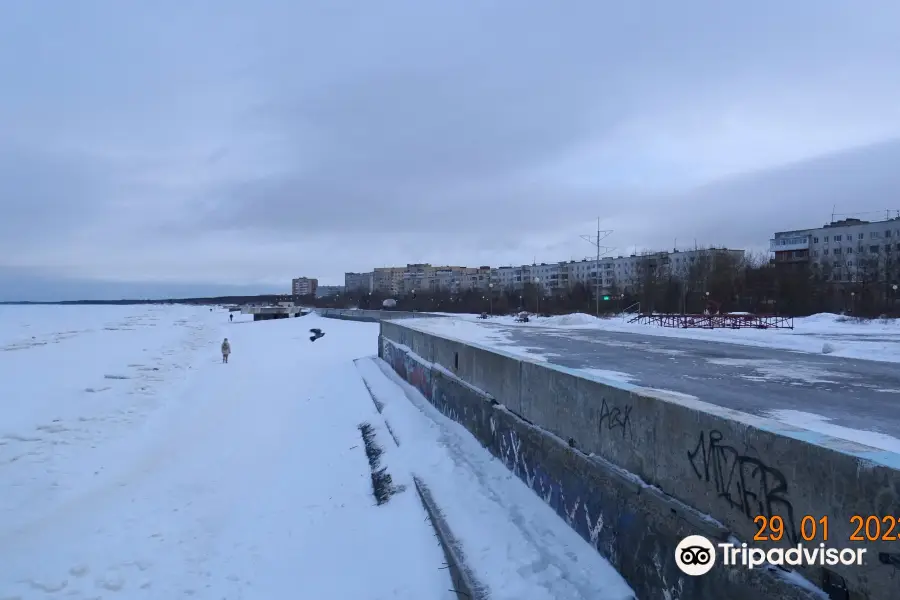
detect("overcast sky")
[3,0,900,298]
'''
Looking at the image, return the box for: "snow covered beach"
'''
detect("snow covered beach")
[0,305,633,600]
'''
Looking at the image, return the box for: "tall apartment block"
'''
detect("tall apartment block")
[344,271,374,293]
[291,276,318,296]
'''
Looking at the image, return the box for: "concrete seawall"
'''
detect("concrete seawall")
[316,308,448,323]
[379,319,900,600]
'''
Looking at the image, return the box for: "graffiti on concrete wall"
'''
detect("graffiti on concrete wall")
[382,339,433,401]
[687,429,798,543]
[598,398,633,439]
[431,386,461,423]
[387,340,624,551]
[382,338,407,381]
[382,337,686,598]
[406,355,432,401]
[496,426,621,564]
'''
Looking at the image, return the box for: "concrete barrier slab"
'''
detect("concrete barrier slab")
[381,320,900,600]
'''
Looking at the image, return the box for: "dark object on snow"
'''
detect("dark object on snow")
[309,328,325,342]
[358,422,401,505]
[478,312,488,319]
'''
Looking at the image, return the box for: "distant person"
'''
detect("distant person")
[221,338,231,363]
[229,313,233,322]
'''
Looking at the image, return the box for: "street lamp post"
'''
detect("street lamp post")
[488,283,494,315]
[534,277,541,314]
[850,291,856,314]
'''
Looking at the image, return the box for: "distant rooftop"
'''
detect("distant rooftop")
[823,218,870,228]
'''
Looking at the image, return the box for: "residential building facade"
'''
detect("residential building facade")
[373,267,404,295]
[771,217,900,283]
[344,271,374,293]
[525,248,744,295]
[316,285,344,297]
[291,277,318,296]
[359,247,743,298]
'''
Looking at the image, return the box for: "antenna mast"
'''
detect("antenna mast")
[580,217,614,317]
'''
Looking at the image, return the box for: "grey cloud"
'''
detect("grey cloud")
[0,146,117,248]
[612,138,900,252]
[195,0,900,244]
[3,0,900,295]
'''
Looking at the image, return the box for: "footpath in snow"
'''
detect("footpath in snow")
[0,307,452,599]
[0,306,633,600]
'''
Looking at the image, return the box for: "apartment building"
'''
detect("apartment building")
[316,285,344,297]
[771,217,900,283]
[462,266,493,291]
[398,263,434,295]
[430,266,466,292]
[368,264,495,295]
[344,271,374,293]
[494,262,572,294]
[291,276,318,296]
[373,267,403,295]
[549,248,743,294]
[362,247,744,297]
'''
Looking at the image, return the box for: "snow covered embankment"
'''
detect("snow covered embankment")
[354,357,636,600]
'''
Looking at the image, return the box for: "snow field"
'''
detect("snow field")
[0,305,224,528]
[0,308,454,600]
[354,357,636,600]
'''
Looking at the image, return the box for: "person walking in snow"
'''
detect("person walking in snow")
[221,338,231,363]
[229,313,233,322]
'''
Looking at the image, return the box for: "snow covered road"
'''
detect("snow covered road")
[403,316,900,447]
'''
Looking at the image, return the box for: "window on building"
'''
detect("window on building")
[834,234,842,241]
[871,245,880,253]
[824,236,829,242]
[847,261,853,267]
[834,247,842,255]
[833,260,841,267]
[812,236,819,243]
[846,247,853,254]
[872,231,881,238]
[823,248,829,255]
[887,230,892,237]
[812,250,819,257]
